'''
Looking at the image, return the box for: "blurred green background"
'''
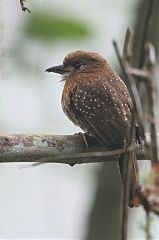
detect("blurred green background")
[0,0,158,239]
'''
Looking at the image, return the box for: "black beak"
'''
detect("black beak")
[45,65,69,75]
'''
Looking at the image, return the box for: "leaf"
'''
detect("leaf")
[25,12,89,41]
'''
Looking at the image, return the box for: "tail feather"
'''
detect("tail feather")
[118,152,140,208]
[128,155,140,207]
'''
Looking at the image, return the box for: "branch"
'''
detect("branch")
[20,0,31,13]
[144,43,159,164]
[120,29,135,240]
[127,68,149,78]
[0,134,155,165]
[138,0,156,68]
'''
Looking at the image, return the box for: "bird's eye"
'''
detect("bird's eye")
[73,62,83,70]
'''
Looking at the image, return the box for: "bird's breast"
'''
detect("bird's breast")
[61,80,82,126]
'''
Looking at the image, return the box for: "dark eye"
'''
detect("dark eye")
[73,62,83,70]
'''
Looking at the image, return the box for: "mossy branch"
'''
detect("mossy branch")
[0,133,154,165]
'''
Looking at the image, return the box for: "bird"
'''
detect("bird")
[46,50,141,207]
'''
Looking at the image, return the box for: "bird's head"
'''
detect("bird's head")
[45,51,107,79]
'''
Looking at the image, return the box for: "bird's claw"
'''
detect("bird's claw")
[74,132,89,150]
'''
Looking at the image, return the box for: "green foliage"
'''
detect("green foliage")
[25,12,89,41]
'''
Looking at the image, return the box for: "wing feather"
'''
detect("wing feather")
[63,75,133,149]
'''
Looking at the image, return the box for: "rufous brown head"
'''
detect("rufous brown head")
[45,50,107,79]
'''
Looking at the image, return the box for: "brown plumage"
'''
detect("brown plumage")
[46,50,140,207]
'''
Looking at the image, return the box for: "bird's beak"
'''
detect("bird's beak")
[45,65,71,75]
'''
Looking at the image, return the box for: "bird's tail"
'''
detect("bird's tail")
[128,153,140,207]
[118,151,140,207]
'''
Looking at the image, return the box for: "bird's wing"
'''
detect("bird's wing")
[69,77,133,148]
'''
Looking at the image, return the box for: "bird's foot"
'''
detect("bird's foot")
[74,132,89,150]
